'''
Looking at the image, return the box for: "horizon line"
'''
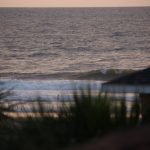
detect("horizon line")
[0,6,150,8]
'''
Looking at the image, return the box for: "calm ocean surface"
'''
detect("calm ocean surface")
[0,7,149,101]
[0,7,150,75]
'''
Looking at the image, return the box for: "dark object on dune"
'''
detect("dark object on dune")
[102,67,150,91]
[102,67,150,123]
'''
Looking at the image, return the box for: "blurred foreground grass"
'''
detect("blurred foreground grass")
[0,87,146,150]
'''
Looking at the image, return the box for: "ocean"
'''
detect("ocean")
[0,7,150,101]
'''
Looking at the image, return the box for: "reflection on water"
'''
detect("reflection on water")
[0,79,137,114]
[0,79,102,101]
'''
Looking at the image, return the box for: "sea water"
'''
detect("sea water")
[0,79,102,101]
[0,7,150,75]
[0,7,150,102]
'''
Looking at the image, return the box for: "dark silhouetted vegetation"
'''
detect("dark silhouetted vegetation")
[0,87,148,150]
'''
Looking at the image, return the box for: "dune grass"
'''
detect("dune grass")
[0,87,145,150]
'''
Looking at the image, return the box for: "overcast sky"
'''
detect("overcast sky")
[0,0,150,7]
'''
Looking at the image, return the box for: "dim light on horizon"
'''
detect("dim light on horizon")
[0,0,150,7]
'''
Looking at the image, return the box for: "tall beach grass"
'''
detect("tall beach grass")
[0,86,146,150]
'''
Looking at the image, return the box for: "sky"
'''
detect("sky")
[0,0,150,7]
